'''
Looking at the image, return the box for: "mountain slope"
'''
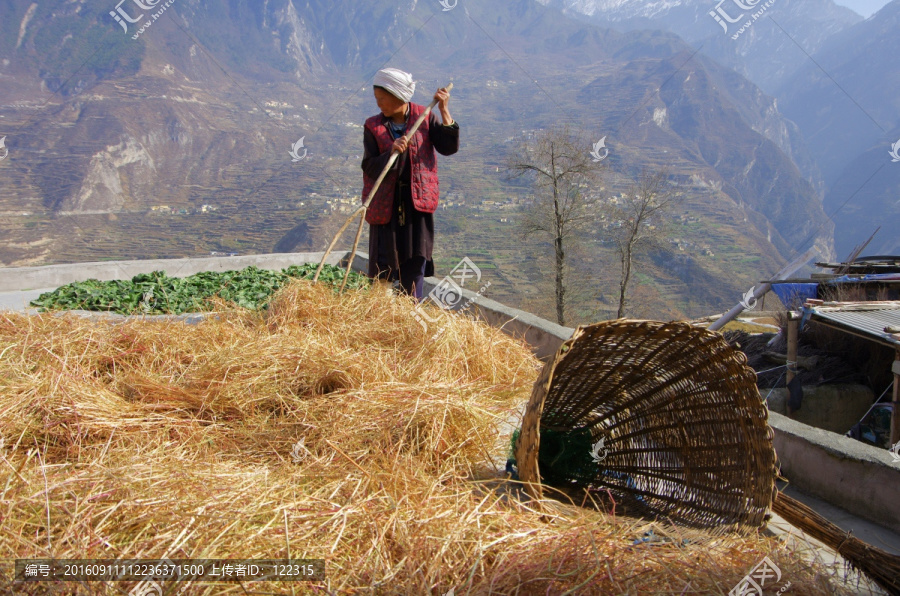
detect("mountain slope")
[823,129,900,256]
[778,0,900,184]
[777,0,900,255]
[0,0,833,320]
[537,0,861,95]
[536,0,859,191]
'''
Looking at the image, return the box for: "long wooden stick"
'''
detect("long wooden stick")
[313,83,454,288]
[772,492,900,595]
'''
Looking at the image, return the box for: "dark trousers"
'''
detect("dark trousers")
[399,256,427,302]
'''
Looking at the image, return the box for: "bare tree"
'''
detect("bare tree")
[606,169,678,318]
[506,126,602,326]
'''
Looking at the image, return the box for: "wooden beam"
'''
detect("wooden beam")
[892,351,900,447]
[786,318,799,416]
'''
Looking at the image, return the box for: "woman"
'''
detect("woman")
[361,67,459,301]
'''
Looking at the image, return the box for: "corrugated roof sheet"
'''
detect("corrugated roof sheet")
[807,303,900,348]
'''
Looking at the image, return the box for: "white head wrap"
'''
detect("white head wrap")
[374,68,415,103]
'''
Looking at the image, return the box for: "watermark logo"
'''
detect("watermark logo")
[739,286,758,310]
[590,136,609,162]
[140,290,155,313]
[439,0,458,11]
[730,556,790,596]
[290,438,308,463]
[890,440,900,464]
[431,257,481,310]
[710,0,776,40]
[128,580,163,596]
[889,138,900,163]
[0,136,8,161]
[590,437,608,463]
[110,0,149,33]
[289,137,308,162]
[710,0,750,33]
[125,559,189,596]
[110,0,176,40]
[411,257,491,339]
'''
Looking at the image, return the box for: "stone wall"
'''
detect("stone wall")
[766,384,874,434]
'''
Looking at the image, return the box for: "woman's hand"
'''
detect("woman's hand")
[434,87,454,126]
[392,136,409,154]
[434,87,451,109]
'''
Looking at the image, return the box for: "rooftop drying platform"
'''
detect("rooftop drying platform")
[1,253,899,540]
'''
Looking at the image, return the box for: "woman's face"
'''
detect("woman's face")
[374,87,407,119]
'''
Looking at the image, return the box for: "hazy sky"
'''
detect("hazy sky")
[831,0,893,17]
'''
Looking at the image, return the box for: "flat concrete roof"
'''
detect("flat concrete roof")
[0,252,347,293]
[0,288,53,313]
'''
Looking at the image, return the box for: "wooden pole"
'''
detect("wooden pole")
[312,83,453,286]
[786,317,799,416]
[891,353,900,447]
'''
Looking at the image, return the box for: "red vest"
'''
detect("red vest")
[362,102,439,225]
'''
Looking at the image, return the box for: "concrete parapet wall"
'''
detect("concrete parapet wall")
[467,295,573,361]
[769,411,900,534]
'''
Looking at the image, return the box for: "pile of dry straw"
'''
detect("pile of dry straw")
[0,281,849,594]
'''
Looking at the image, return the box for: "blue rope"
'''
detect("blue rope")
[756,364,788,376]
[763,371,786,404]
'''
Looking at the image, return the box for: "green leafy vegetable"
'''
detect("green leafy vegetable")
[30,264,370,315]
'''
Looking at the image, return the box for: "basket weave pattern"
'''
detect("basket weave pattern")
[516,320,777,530]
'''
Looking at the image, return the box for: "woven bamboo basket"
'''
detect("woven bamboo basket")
[514,319,777,531]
